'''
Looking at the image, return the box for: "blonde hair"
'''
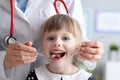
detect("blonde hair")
[40,14,83,44]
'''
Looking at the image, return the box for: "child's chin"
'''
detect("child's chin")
[50,59,65,65]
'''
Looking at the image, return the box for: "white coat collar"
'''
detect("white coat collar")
[0,0,31,21]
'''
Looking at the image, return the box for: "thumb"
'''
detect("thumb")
[24,41,33,46]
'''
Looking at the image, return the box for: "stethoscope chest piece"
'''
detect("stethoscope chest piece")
[3,35,17,46]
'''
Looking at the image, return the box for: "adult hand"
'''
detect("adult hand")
[78,41,104,62]
[4,41,38,69]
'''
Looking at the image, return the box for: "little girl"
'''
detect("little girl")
[26,14,95,80]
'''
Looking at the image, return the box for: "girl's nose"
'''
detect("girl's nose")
[54,39,61,47]
[54,42,61,47]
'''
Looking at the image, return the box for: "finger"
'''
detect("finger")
[11,49,38,56]
[7,48,38,61]
[13,53,38,61]
[80,46,104,60]
[9,52,37,67]
[78,52,98,62]
[8,43,36,53]
[6,46,37,59]
[9,55,37,67]
[80,47,103,55]
[12,57,37,67]
[81,41,103,48]
[14,54,37,61]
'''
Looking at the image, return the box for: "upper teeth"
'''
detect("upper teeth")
[51,51,63,54]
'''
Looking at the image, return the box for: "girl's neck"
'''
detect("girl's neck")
[46,64,79,75]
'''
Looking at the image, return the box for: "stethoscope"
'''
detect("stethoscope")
[3,0,17,46]
[3,0,69,47]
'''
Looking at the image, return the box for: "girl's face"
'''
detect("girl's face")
[42,28,78,67]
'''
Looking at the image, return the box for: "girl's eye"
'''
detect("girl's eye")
[63,37,69,41]
[47,37,54,41]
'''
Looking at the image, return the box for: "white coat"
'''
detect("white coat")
[0,0,96,80]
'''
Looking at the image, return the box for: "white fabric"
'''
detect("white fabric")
[35,65,92,80]
[0,51,7,80]
[0,0,96,80]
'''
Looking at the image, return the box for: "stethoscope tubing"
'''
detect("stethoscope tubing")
[54,0,69,14]
[10,0,14,36]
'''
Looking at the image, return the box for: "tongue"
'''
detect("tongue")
[55,54,61,58]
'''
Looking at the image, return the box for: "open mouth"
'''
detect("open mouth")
[49,51,66,59]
